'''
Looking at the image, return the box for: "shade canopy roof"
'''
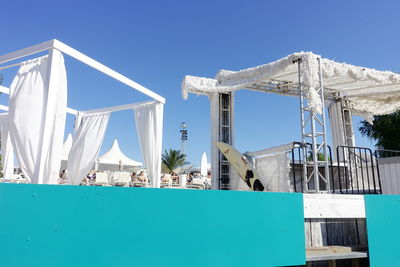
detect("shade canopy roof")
[182,52,400,117]
[98,139,142,167]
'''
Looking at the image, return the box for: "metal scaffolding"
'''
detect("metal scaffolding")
[218,93,233,190]
[297,57,330,193]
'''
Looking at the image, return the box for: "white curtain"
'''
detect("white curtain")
[67,112,110,185]
[255,153,292,192]
[0,114,14,179]
[229,171,249,191]
[328,101,346,158]
[8,51,67,184]
[133,101,164,188]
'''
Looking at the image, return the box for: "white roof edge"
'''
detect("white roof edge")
[182,51,400,116]
[0,39,165,104]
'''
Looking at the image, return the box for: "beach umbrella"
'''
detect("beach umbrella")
[200,152,208,177]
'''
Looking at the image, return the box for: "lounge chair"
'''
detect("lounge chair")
[94,172,110,186]
[111,171,131,187]
[187,177,205,189]
[160,174,172,188]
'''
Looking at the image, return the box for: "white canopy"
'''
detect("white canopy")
[98,139,142,167]
[182,52,400,117]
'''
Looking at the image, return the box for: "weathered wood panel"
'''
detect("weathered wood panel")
[307,218,368,248]
[378,157,400,194]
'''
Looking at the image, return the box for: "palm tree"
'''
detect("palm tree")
[162,149,189,173]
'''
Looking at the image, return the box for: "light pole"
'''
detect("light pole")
[180,122,187,154]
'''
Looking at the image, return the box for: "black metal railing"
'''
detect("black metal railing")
[291,142,334,193]
[336,146,382,194]
[290,143,382,194]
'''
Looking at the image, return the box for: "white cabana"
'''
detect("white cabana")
[0,39,165,187]
[98,139,142,170]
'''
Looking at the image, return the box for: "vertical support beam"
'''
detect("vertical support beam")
[298,61,309,192]
[218,93,233,190]
[210,92,233,190]
[341,99,356,147]
[210,93,219,190]
[318,57,331,193]
[298,57,330,193]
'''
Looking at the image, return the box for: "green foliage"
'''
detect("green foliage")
[359,111,400,150]
[307,152,329,161]
[161,149,189,173]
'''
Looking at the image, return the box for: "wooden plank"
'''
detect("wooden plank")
[307,246,352,254]
[379,164,389,194]
[356,219,368,246]
[310,218,327,247]
[390,163,399,193]
[395,162,400,194]
[307,251,368,261]
[305,218,312,248]
[342,219,358,246]
[326,218,344,246]
[304,194,365,219]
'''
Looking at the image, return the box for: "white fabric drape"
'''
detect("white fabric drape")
[0,114,14,179]
[229,171,249,191]
[328,101,346,156]
[133,101,164,188]
[67,112,110,185]
[8,51,67,184]
[255,153,292,192]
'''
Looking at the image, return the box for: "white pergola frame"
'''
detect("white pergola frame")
[0,39,165,115]
[0,39,165,186]
[0,39,165,104]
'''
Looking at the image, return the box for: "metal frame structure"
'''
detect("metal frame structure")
[183,52,400,193]
[210,92,234,190]
[218,93,233,190]
[297,58,330,193]
[0,39,165,104]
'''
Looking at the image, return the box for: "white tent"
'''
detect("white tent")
[98,139,142,168]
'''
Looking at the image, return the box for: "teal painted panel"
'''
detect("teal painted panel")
[365,195,400,266]
[0,184,305,267]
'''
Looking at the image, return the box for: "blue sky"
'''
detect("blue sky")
[1,0,399,166]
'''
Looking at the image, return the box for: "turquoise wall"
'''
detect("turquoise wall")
[365,195,400,267]
[0,184,305,267]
